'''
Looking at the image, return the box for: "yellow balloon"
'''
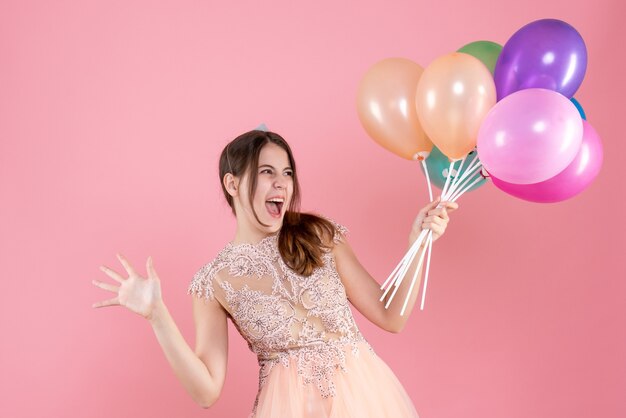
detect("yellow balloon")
[357,58,433,160]
[415,52,496,160]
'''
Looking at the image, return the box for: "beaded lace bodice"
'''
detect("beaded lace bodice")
[187,220,372,400]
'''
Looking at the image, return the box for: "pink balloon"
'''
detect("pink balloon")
[489,121,603,203]
[477,88,583,184]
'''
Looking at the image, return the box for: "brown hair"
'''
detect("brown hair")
[219,130,337,276]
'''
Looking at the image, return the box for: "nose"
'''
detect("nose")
[274,176,287,189]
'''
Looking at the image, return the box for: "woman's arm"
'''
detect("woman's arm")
[92,254,228,408]
[149,296,228,408]
[333,197,458,333]
[333,234,426,333]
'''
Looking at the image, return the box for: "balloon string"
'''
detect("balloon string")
[447,151,480,198]
[379,230,424,293]
[381,157,434,311]
[447,163,484,201]
[448,154,468,193]
[455,151,480,191]
[447,174,482,202]
[447,169,479,201]
[380,228,426,294]
[421,158,434,202]
[380,229,428,305]
[400,230,432,315]
[441,160,457,200]
[413,160,455,312]
[464,150,480,172]
[383,150,484,312]
[451,174,486,202]
[391,230,426,287]
[416,151,479,312]
[419,230,434,310]
[379,245,413,291]
[445,160,480,200]
[445,160,482,200]
[394,156,455,312]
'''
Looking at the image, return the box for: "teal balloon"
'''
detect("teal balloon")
[255,123,269,131]
[570,97,586,120]
[419,146,487,192]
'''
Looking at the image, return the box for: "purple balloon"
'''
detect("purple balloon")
[494,19,587,100]
[490,121,602,203]
[477,88,583,184]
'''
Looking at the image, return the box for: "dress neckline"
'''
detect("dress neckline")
[227,233,279,249]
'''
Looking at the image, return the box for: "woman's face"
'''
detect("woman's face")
[237,142,294,234]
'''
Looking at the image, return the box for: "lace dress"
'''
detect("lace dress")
[187,220,419,418]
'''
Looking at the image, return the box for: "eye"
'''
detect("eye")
[284,171,294,177]
[260,168,273,174]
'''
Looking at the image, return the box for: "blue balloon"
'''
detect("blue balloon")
[570,97,586,120]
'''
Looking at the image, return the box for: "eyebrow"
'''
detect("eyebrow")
[258,164,293,171]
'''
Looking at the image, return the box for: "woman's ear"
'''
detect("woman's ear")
[223,173,239,197]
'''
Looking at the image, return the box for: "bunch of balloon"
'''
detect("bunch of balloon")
[357,19,602,315]
[357,43,503,313]
[477,19,603,204]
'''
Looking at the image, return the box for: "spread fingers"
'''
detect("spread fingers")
[92,297,120,308]
[92,279,119,293]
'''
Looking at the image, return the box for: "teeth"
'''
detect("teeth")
[267,198,284,203]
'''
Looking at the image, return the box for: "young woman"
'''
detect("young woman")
[92,130,458,417]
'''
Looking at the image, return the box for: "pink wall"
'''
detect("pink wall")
[1,0,624,417]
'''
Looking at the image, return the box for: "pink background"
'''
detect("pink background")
[1,0,624,417]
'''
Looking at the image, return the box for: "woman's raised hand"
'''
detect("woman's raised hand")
[409,196,459,246]
[92,254,163,320]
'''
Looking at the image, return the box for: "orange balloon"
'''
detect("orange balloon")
[415,52,496,160]
[356,58,433,160]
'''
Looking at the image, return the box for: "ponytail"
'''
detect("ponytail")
[278,212,337,276]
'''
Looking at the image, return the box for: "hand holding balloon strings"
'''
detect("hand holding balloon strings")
[380,152,485,315]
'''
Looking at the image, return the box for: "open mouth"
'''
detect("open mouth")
[265,198,284,218]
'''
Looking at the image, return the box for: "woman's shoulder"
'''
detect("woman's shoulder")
[316,214,349,244]
[187,245,233,301]
[187,238,280,300]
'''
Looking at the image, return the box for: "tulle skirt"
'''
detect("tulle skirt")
[251,341,419,418]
